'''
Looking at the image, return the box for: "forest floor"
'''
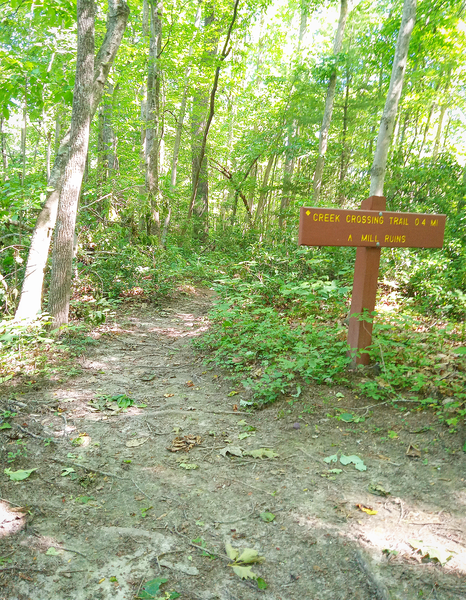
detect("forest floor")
[1,287,466,600]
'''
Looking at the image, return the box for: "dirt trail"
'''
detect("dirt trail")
[1,289,466,600]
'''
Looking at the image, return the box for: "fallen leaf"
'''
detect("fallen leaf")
[339,413,354,422]
[167,435,202,452]
[260,512,275,522]
[46,547,60,556]
[219,445,243,457]
[340,455,367,471]
[368,483,390,497]
[409,540,454,565]
[4,468,37,481]
[186,381,194,387]
[164,393,174,398]
[324,454,338,464]
[179,463,199,470]
[237,548,264,564]
[406,445,421,458]
[225,543,239,561]
[356,504,378,515]
[232,565,258,580]
[228,391,239,396]
[125,437,149,448]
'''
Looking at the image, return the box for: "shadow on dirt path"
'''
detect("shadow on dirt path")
[1,289,466,600]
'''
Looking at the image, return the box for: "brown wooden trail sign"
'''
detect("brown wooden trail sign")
[298,196,446,366]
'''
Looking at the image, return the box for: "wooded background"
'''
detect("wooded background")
[1,0,466,325]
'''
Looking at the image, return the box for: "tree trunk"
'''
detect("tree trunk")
[338,69,351,202]
[21,83,28,186]
[279,5,308,227]
[255,154,274,226]
[312,0,349,202]
[15,0,130,321]
[279,123,295,228]
[187,0,240,236]
[98,82,118,186]
[145,0,163,237]
[46,130,52,182]
[432,103,448,159]
[47,0,95,329]
[0,117,7,175]
[369,0,416,196]
[170,3,202,193]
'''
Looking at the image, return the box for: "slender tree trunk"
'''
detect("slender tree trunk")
[187,0,240,233]
[418,101,435,157]
[278,5,308,227]
[312,0,349,202]
[48,0,95,329]
[54,113,61,154]
[279,124,295,228]
[338,69,351,202]
[170,3,202,192]
[0,118,7,175]
[369,0,416,197]
[98,82,117,186]
[145,0,163,237]
[46,130,52,182]
[21,83,28,185]
[161,4,201,244]
[432,103,448,159]
[255,154,274,226]
[15,0,130,321]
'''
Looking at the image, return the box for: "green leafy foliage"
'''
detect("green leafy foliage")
[195,247,352,404]
[4,468,37,481]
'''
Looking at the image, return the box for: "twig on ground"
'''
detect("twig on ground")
[0,566,49,573]
[130,478,153,500]
[50,458,128,480]
[15,423,55,442]
[169,527,230,562]
[213,511,255,524]
[299,448,323,463]
[59,546,87,559]
[155,549,184,572]
[134,575,146,599]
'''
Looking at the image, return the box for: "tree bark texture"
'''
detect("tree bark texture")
[312,0,348,202]
[15,0,130,320]
[145,0,163,237]
[97,83,118,186]
[0,118,7,174]
[369,0,416,197]
[170,3,202,192]
[187,0,241,236]
[47,0,95,329]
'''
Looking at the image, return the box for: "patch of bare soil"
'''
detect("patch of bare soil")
[1,289,466,600]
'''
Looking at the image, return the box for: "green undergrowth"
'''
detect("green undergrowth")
[0,315,96,383]
[195,246,466,429]
[195,247,354,404]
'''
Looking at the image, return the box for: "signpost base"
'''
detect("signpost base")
[347,196,386,367]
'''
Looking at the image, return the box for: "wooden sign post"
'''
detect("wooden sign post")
[298,196,446,367]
